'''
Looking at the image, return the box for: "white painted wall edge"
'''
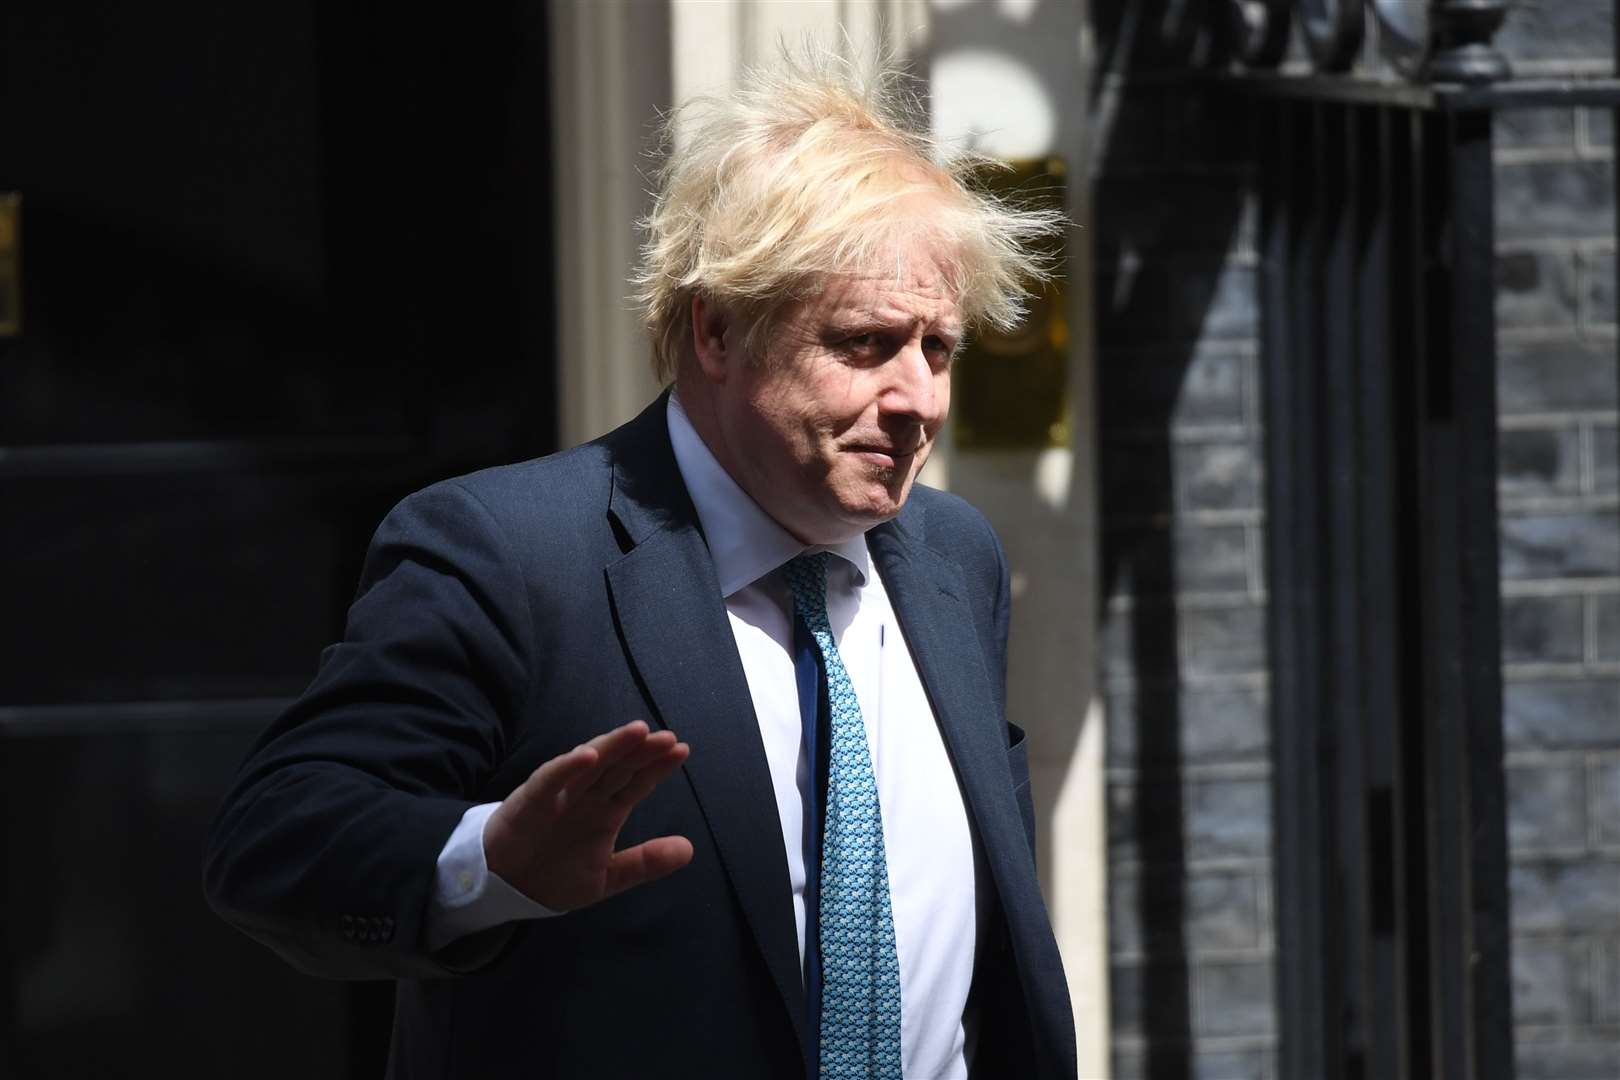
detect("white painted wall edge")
[547,0,666,446]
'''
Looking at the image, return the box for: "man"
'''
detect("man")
[206,53,1075,1079]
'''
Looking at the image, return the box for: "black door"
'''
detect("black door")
[1,4,554,1076]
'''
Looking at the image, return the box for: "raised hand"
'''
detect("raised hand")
[483,721,693,912]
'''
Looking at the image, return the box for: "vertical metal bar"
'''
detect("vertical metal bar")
[1320,99,1363,1080]
[1400,105,1436,1080]
[1298,97,1335,1080]
[1418,105,1466,1080]
[1261,95,1298,1080]
[1355,103,1409,1080]
[1264,97,1326,1080]
[1448,106,1516,1080]
[1418,107,1515,1080]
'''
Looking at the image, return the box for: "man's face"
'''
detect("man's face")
[706,242,961,545]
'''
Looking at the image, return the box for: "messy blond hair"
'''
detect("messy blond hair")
[633,48,1064,383]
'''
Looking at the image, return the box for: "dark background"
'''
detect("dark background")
[1,3,555,1075]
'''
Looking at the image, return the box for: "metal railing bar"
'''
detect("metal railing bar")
[1263,97,1317,1080]
[1443,107,1515,1080]
[1417,107,1470,1080]
[1211,74,1620,112]
[1296,97,1336,1080]
[1216,72,1440,109]
[1413,108,1516,1080]
[1321,99,1366,1080]
[1437,78,1620,111]
[1398,106,1437,1080]
[1353,102,1410,1080]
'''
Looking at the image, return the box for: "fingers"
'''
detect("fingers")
[502,743,601,820]
[512,720,647,802]
[583,718,651,752]
[508,721,685,821]
[603,835,695,899]
[579,731,682,802]
[607,741,688,809]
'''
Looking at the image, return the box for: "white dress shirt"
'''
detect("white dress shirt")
[427,393,984,1078]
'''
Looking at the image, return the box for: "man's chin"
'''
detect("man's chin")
[841,481,914,526]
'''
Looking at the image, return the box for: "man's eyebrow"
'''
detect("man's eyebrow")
[826,308,963,333]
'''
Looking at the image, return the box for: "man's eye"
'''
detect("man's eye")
[837,333,890,361]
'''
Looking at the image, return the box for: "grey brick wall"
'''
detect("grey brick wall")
[1091,4,1620,1078]
[1093,66,1276,1076]
[1497,8,1620,1076]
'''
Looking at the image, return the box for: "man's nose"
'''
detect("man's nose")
[881,341,944,424]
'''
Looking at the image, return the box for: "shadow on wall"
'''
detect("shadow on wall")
[1089,2,1259,1077]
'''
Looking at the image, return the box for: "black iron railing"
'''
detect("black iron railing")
[1221,1,1511,82]
[1191,3,1620,1079]
[1259,91,1511,1080]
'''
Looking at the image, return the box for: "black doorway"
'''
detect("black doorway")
[1,4,555,1077]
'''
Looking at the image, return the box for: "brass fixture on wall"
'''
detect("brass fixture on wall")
[951,158,1068,451]
[0,194,19,337]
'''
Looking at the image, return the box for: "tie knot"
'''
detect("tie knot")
[784,552,832,622]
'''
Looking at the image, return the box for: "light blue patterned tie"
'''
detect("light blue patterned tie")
[784,552,903,1080]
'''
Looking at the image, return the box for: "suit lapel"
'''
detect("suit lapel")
[602,400,809,1061]
[866,519,1049,964]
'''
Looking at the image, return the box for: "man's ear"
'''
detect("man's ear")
[690,293,731,383]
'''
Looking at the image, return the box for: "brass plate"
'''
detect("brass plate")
[0,194,19,336]
[952,158,1067,450]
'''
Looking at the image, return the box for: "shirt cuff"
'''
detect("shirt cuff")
[424,801,562,951]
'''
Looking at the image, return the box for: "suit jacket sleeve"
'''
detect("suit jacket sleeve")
[203,479,532,979]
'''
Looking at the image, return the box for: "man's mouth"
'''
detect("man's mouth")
[847,443,921,471]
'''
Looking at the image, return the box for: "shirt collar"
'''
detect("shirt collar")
[666,392,870,597]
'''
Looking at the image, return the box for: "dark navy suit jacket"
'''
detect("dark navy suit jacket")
[204,395,1076,1079]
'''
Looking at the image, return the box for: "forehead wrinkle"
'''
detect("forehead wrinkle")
[800,254,965,333]
[840,295,963,327]
[820,302,962,337]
